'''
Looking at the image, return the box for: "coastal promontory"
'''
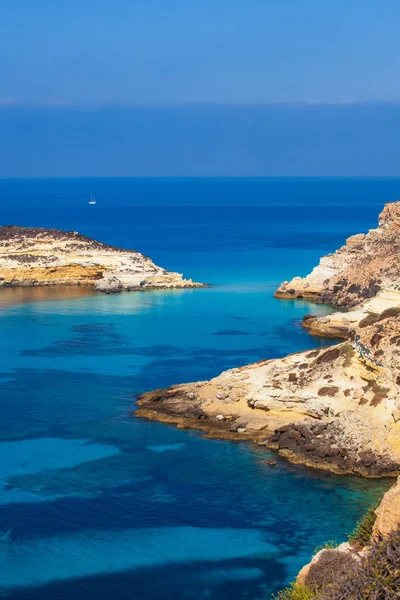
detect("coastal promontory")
[136,202,400,478]
[137,310,400,477]
[276,201,400,339]
[0,226,203,293]
[275,201,400,308]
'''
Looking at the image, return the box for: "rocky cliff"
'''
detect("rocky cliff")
[275,201,400,308]
[275,202,400,339]
[0,226,203,293]
[137,312,400,477]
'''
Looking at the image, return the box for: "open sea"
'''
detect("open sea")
[0,177,397,599]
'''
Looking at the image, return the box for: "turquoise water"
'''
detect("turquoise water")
[0,178,394,599]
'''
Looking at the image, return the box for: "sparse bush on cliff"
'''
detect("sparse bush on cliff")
[274,527,400,599]
[305,548,359,594]
[379,306,400,320]
[359,312,380,328]
[348,504,378,549]
[359,306,400,329]
[321,525,400,599]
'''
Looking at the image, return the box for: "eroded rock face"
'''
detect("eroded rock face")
[0,226,204,293]
[373,478,400,540]
[136,315,400,476]
[275,201,400,309]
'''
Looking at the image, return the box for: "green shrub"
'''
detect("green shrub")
[272,581,317,600]
[313,540,339,554]
[348,505,377,548]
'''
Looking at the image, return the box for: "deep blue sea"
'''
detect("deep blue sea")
[0,178,397,599]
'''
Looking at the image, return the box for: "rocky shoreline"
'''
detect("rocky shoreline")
[136,202,400,478]
[134,201,400,597]
[0,225,204,293]
[276,201,400,339]
[137,313,400,477]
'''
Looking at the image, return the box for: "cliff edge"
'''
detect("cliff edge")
[275,201,400,339]
[275,201,400,308]
[0,226,203,293]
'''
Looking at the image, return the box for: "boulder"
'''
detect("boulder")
[94,275,123,293]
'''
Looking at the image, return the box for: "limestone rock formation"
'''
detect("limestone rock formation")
[137,313,400,477]
[0,226,203,293]
[373,477,400,540]
[275,201,400,309]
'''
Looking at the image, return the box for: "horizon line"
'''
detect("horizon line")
[3,100,400,110]
[3,175,400,180]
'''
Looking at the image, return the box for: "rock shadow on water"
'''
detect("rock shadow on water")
[0,526,280,598]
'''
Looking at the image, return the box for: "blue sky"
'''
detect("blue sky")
[2,0,400,105]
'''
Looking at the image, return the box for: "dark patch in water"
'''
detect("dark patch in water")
[213,330,252,336]
[21,340,277,360]
[6,557,286,600]
[71,324,118,334]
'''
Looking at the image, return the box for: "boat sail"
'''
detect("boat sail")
[88,193,96,205]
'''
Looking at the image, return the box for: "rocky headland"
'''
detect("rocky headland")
[137,310,400,477]
[0,226,203,293]
[275,201,400,339]
[133,201,400,598]
[136,202,400,477]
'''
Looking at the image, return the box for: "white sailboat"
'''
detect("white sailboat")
[88,193,96,205]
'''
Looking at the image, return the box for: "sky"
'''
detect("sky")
[2,1,400,176]
[2,0,400,106]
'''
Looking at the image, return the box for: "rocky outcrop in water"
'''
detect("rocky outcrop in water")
[137,313,400,477]
[0,226,203,293]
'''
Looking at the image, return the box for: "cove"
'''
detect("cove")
[0,177,394,599]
